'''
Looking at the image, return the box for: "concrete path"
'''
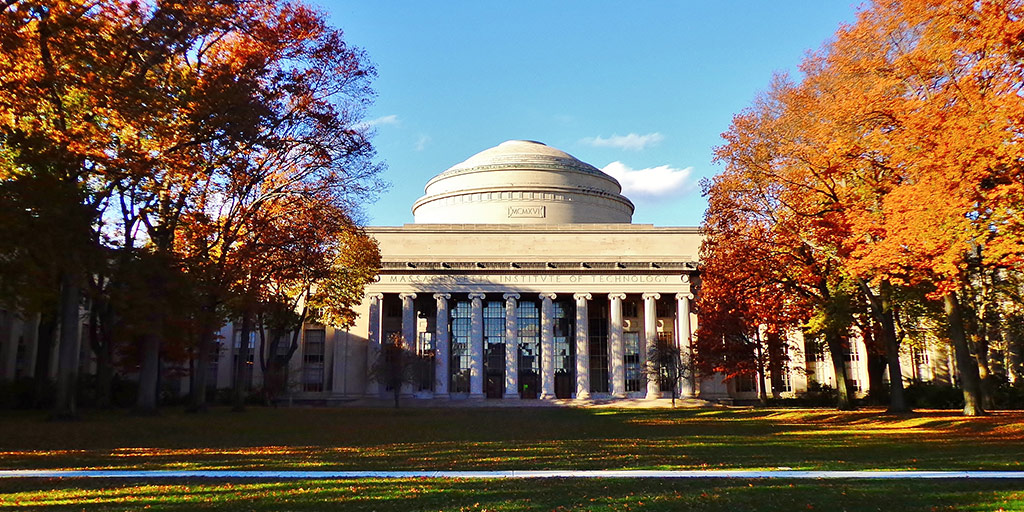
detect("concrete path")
[3,469,1024,479]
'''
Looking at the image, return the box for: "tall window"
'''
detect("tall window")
[483,300,505,398]
[589,317,609,393]
[624,331,642,392]
[553,302,573,374]
[302,329,325,392]
[657,331,673,391]
[417,331,435,391]
[779,366,793,393]
[913,347,931,380]
[450,301,472,393]
[622,300,638,318]
[553,302,575,398]
[518,301,540,398]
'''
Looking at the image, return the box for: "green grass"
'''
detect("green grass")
[1,478,1023,511]
[3,407,1024,510]
[1,407,1023,472]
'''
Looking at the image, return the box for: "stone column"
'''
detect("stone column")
[643,292,662,399]
[539,293,557,399]
[676,291,695,398]
[399,293,417,396]
[399,293,418,351]
[365,293,384,397]
[609,293,627,398]
[434,293,451,399]
[574,293,592,399]
[503,293,520,399]
[468,293,486,398]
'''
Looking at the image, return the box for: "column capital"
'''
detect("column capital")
[573,292,592,302]
[399,292,417,300]
[366,293,384,302]
[468,292,486,301]
[675,292,694,301]
[539,292,557,301]
[642,293,662,301]
[433,293,451,301]
[608,292,627,301]
[502,293,521,301]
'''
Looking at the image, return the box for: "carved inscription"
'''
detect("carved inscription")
[508,205,546,218]
[383,274,674,285]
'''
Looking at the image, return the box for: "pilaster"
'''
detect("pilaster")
[573,293,592,399]
[503,293,521,399]
[608,292,627,398]
[365,293,384,397]
[434,293,451,398]
[539,293,557,399]
[642,292,661,399]
[676,291,695,398]
[468,293,486,398]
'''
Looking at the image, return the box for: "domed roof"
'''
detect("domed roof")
[443,139,609,177]
[413,140,634,224]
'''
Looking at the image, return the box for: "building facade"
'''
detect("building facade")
[0,140,963,403]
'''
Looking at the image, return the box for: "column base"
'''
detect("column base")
[575,391,591,400]
[612,392,627,399]
[647,385,663,401]
[468,392,485,399]
[502,393,520,400]
[539,392,556,400]
[433,393,450,399]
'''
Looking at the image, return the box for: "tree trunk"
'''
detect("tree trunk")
[136,330,161,414]
[189,326,215,412]
[880,306,908,413]
[857,279,908,412]
[944,292,985,416]
[864,351,886,404]
[232,311,254,411]
[766,331,784,399]
[52,272,81,420]
[88,297,114,409]
[973,335,996,410]
[1007,316,1023,384]
[755,332,768,404]
[33,310,57,408]
[825,329,856,410]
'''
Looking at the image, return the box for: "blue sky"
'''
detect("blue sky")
[319,2,862,227]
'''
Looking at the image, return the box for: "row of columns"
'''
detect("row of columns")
[365,291,694,400]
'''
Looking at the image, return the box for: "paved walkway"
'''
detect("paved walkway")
[4,469,1024,479]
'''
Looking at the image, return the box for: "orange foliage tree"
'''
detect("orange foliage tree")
[704,0,1023,415]
[2,0,383,413]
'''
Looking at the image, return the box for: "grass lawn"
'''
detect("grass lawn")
[2,478,1024,511]
[1,407,1023,471]
[2,407,1024,510]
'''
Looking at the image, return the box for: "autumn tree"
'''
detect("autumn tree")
[821,0,1024,415]
[2,0,383,414]
[706,0,1022,416]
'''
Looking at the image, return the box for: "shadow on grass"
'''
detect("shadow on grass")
[1,408,1023,472]
[2,478,1024,511]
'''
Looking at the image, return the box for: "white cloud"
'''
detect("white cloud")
[580,132,664,151]
[414,134,431,151]
[601,161,693,199]
[355,114,400,130]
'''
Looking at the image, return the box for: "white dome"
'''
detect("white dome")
[412,140,634,224]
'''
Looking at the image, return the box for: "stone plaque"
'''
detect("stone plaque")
[507,205,546,218]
